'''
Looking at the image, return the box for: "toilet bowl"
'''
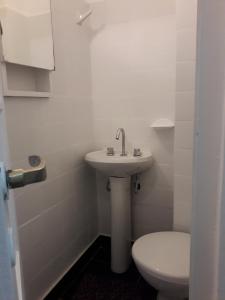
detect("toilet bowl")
[132,232,190,300]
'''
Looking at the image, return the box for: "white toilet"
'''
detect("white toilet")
[132,232,190,300]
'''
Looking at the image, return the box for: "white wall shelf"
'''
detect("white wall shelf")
[1,62,51,98]
[3,90,51,98]
[151,119,175,129]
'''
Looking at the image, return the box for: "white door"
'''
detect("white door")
[0,73,47,299]
[0,89,19,299]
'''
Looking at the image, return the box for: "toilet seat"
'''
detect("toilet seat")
[132,232,190,285]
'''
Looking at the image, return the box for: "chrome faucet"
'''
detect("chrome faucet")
[116,128,127,156]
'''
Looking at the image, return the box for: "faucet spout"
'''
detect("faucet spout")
[116,128,127,156]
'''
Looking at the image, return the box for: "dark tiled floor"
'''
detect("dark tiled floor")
[45,237,157,300]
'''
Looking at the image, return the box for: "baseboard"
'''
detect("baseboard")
[44,235,111,299]
[99,233,111,238]
[43,234,100,299]
[98,232,135,242]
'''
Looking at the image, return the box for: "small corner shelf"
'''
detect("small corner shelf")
[151,119,175,129]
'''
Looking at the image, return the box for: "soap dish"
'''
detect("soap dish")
[151,119,175,129]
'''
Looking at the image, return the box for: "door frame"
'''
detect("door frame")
[190,0,225,299]
[0,70,24,299]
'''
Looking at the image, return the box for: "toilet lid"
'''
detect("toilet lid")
[132,232,190,285]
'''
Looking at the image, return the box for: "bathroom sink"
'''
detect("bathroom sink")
[85,147,153,273]
[85,150,153,177]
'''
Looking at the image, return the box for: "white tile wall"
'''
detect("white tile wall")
[4,0,98,299]
[175,92,195,121]
[90,0,176,239]
[173,0,197,232]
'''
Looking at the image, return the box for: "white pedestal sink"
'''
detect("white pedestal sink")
[85,150,153,273]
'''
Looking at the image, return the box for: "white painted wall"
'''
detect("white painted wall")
[190,0,225,299]
[4,1,98,299]
[90,0,176,239]
[173,0,197,232]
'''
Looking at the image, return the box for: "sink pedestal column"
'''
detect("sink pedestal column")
[110,176,131,273]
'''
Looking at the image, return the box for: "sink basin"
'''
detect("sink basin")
[85,150,153,177]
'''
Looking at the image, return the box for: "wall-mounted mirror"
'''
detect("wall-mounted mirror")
[0,0,55,70]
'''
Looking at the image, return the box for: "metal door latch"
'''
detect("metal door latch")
[7,155,47,189]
